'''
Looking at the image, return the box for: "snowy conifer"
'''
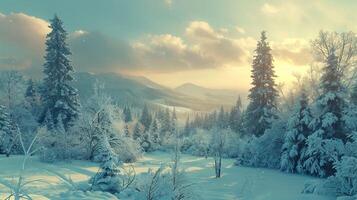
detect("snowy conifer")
[171,108,177,135]
[140,105,152,132]
[0,105,12,156]
[217,106,227,129]
[244,31,278,136]
[229,96,243,133]
[280,89,313,173]
[123,106,132,123]
[133,122,144,141]
[41,15,80,130]
[304,50,348,177]
[90,134,122,193]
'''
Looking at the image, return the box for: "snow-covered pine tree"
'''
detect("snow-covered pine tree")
[25,79,37,102]
[217,106,227,129]
[90,134,122,193]
[133,122,144,141]
[158,109,171,139]
[229,96,243,133]
[244,31,279,136]
[25,79,42,117]
[123,106,132,123]
[41,15,80,130]
[304,50,348,177]
[315,49,347,141]
[0,105,12,156]
[140,105,152,132]
[170,108,177,136]
[182,116,191,137]
[149,117,160,149]
[280,88,313,173]
[124,124,130,137]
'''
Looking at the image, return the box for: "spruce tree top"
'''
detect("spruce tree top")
[44,15,74,84]
[249,31,278,105]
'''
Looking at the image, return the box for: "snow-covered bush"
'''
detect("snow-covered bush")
[127,157,197,200]
[303,131,346,177]
[90,134,135,194]
[236,118,285,169]
[328,156,357,197]
[38,125,80,162]
[109,134,142,163]
[132,166,172,200]
[184,128,211,157]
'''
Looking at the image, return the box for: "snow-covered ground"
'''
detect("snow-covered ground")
[0,152,334,200]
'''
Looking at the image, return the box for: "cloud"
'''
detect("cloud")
[131,21,253,72]
[69,32,135,73]
[272,38,312,66]
[0,12,50,55]
[261,3,279,15]
[236,26,246,34]
[0,12,50,70]
[0,11,313,75]
[164,0,173,7]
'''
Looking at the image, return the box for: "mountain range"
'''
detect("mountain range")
[73,72,244,112]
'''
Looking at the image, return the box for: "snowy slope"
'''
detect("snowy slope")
[0,153,334,200]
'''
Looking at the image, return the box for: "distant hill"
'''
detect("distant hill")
[73,72,242,112]
[175,83,239,104]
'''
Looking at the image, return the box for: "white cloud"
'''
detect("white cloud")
[236,26,246,34]
[0,12,50,54]
[261,3,279,15]
[71,30,89,38]
[164,0,173,7]
[272,38,312,66]
[131,21,254,72]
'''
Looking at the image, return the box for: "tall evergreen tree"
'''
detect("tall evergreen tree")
[280,89,313,173]
[139,105,152,132]
[304,50,348,177]
[182,116,191,137]
[171,108,177,135]
[229,96,243,133]
[244,31,278,136]
[123,106,132,123]
[313,50,347,141]
[25,79,36,100]
[41,15,80,130]
[217,106,227,129]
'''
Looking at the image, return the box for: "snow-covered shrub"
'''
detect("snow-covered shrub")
[132,166,172,200]
[0,129,41,200]
[303,131,346,177]
[236,118,285,169]
[90,134,135,194]
[327,156,357,196]
[110,134,142,163]
[184,128,211,157]
[129,161,197,199]
[222,129,241,158]
[38,124,81,162]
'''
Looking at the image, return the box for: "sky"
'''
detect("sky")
[0,0,357,91]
